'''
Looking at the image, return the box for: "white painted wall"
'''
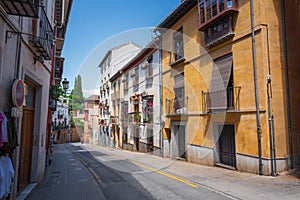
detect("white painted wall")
[0,0,58,196]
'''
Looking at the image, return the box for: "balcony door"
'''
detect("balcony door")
[208,54,233,111]
[174,73,184,112]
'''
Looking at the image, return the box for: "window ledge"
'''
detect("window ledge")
[169,57,185,67]
[146,76,154,80]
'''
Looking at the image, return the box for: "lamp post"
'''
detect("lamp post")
[62,78,70,142]
[62,78,69,94]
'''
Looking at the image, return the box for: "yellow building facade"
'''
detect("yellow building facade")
[157,0,299,175]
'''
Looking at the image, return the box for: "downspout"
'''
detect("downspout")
[155,30,164,157]
[12,16,23,200]
[281,0,293,169]
[159,34,164,157]
[262,24,276,176]
[57,0,65,30]
[267,74,274,176]
[46,2,57,161]
[250,0,263,175]
[14,17,23,80]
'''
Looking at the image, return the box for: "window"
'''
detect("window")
[124,73,129,90]
[142,96,154,123]
[174,73,185,111]
[148,63,153,77]
[134,67,139,84]
[206,0,211,20]
[204,16,234,47]
[173,28,184,61]
[198,0,238,31]
[147,55,153,77]
[219,0,225,12]
[199,3,205,23]
[207,54,233,110]
[133,98,140,123]
[24,82,35,108]
[212,0,217,16]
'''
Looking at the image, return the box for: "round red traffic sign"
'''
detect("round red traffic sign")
[12,79,25,107]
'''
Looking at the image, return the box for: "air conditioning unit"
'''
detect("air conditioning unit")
[176,107,186,114]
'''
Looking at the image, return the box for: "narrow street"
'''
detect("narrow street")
[26,143,300,200]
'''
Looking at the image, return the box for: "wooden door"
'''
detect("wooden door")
[135,126,139,151]
[219,125,236,167]
[18,107,34,192]
[18,82,35,192]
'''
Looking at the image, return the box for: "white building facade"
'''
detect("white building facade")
[52,96,70,130]
[99,41,141,147]
[0,0,72,198]
[110,39,163,155]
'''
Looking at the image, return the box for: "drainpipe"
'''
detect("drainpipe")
[272,115,277,173]
[14,17,23,80]
[250,0,263,175]
[154,29,164,157]
[262,24,276,176]
[159,33,164,157]
[46,1,58,161]
[267,75,274,176]
[281,0,293,169]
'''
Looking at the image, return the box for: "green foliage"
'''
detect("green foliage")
[69,75,85,112]
[74,118,84,128]
[50,86,63,101]
[70,117,76,128]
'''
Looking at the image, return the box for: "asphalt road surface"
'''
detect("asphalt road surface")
[67,144,230,200]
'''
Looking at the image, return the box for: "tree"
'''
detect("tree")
[69,75,85,112]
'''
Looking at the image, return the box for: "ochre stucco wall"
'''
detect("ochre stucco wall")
[161,0,297,172]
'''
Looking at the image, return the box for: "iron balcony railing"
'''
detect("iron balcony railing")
[105,99,109,107]
[56,25,65,39]
[56,24,65,55]
[0,0,39,18]
[166,96,188,115]
[204,16,235,47]
[29,7,53,60]
[169,51,185,67]
[202,86,241,113]
[53,57,64,86]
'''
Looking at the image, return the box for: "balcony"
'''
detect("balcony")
[169,51,185,67]
[166,97,188,116]
[129,112,141,123]
[56,25,65,56]
[104,99,109,107]
[54,57,64,86]
[29,7,53,60]
[204,15,235,47]
[55,0,63,25]
[110,116,118,124]
[198,0,238,31]
[202,86,241,113]
[0,0,39,18]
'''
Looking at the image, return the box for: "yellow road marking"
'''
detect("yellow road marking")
[109,155,199,188]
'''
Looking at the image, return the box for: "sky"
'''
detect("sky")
[62,0,180,97]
